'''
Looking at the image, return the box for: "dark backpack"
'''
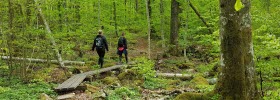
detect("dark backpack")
[118,37,125,47]
[95,37,103,48]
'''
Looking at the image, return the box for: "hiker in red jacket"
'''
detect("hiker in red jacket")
[117,32,128,64]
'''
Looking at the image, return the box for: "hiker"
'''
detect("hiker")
[92,30,109,67]
[117,32,128,64]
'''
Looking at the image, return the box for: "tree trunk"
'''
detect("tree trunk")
[135,0,138,12]
[113,0,118,36]
[183,0,190,58]
[189,1,212,34]
[8,0,14,77]
[145,0,151,59]
[34,0,65,68]
[160,0,165,48]
[170,0,181,55]
[216,0,260,99]
[124,0,127,24]
[57,0,63,31]
[26,0,32,26]
[98,0,101,26]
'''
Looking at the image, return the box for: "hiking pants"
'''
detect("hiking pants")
[118,49,128,63]
[97,48,105,67]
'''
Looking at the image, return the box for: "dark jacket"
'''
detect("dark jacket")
[92,35,109,51]
[118,37,127,49]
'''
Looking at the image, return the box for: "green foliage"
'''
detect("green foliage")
[0,86,11,94]
[256,59,280,77]
[132,57,156,79]
[195,85,215,93]
[0,77,56,100]
[196,60,218,74]
[193,30,220,56]
[143,78,167,90]
[210,94,221,100]
[107,87,141,100]
[263,88,280,100]
[254,34,280,57]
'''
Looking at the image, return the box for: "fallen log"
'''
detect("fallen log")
[156,72,217,84]
[156,73,193,79]
[142,87,196,96]
[207,78,217,85]
[57,93,75,100]
[1,56,85,65]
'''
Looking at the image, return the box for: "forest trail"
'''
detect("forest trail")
[55,64,130,92]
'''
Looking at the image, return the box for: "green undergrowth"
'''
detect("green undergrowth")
[107,87,141,100]
[0,77,57,100]
[143,78,168,90]
[256,58,280,99]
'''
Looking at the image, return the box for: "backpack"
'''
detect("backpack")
[118,37,125,47]
[95,37,103,48]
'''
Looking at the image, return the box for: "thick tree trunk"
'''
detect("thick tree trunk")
[34,0,65,68]
[170,0,181,55]
[216,0,260,99]
[145,0,151,59]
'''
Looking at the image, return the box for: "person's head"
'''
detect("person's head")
[98,30,103,35]
[121,32,125,36]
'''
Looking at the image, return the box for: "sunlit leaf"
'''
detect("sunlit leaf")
[234,0,244,11]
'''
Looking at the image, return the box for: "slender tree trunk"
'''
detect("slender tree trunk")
[184,0,190,58]
[216,0,260,99]
[170,0,181,55]
[34,0,65,68]
[26,0,32,26]
[160,0,165,48]
[8,0,14,77]
[98,0,101,26]
[113,0,118,36]
[135,0,138,13]
[57,0,63,31]
[75,1,81,23]
[145,0,151,59]
[189,1,212,34]
[0,7,4,54]
[148,0,151,20]
[124,0,127,24]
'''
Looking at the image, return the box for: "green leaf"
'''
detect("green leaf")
[234,0,244,11]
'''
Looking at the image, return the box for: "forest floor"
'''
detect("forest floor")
[47,37,218,100]
[0,37,218,100]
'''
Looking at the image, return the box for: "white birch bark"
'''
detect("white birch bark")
[145,0,151,59]
[34,0,65,68]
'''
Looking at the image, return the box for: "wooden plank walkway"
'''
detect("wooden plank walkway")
[55,64,127,91]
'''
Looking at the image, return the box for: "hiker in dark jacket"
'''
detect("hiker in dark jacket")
[117,32,128,64]
[92,30,109,67]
